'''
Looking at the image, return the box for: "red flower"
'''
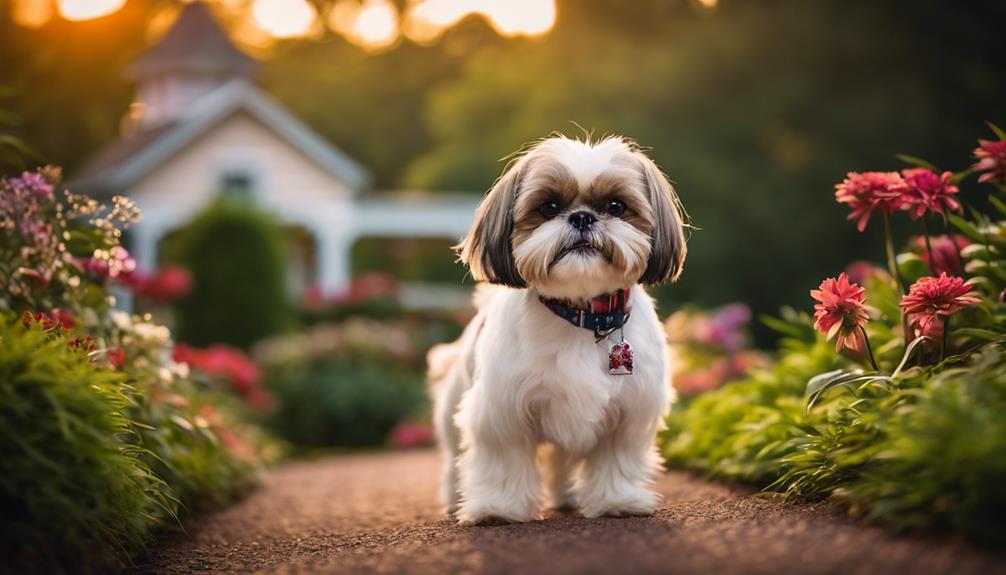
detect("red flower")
[835,172,908,232]
[899,273,981,337]
[49,309,75,330]
[173,344,270,409]
[107,347,126,368]
[811,273,870,352]
[133,265,192,303]
[974,139,1006,184]
[910,234,971,276]
[899,168,961,220]
[332,273,398,305]
[302,284,325,309]
[68,336,96,352]
[389,423,435,449]
[22,309,75,331]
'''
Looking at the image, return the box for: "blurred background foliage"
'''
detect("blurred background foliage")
[161,198,295,350]
[1,0,1004,342]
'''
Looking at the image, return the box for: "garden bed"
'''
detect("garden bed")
[661,126,1006,543]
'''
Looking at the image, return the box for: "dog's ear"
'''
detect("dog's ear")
[455,157,527,287]
[634,151,688,284]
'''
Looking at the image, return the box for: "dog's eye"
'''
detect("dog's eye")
[539,200,561,219]
[607,199,627,217]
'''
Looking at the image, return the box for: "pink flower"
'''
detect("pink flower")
[899,273,981,338]
[389,423,435,449]
[899,168,961,220]
[835,172,908,232]
[910,234,971,276]
[811,273,870,352]
[707,303,751,353]
[845,260,889,285]
[9,171,54,201]
[76,246,136,281]
[974,139,1006,184]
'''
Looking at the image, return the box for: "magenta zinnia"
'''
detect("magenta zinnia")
[811,273,870,352]
[899,273,981,338]
[973,139,1006,184]
[900,168,961,220]
[835,171,908,232]
[910,234,970,276]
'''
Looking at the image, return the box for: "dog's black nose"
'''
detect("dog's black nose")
[567,211,596,231]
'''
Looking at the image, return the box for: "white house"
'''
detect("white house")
[74,2,477,301]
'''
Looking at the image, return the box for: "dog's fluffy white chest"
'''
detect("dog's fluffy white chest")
[530,335,626,454]
[467,286,669,456]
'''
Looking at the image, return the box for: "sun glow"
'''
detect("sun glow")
[12,0,558,47]
[12,0,55,28]
[328,0,400,51]
[58,0,126,21]
[251,0,318,38]
[403,0,557,43]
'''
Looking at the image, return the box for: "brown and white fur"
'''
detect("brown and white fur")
[429,135,688,524]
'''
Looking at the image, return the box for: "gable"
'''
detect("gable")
[73,80,372,196]
[127,110,354,212]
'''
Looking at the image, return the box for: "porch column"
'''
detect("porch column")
[315,227,353,295]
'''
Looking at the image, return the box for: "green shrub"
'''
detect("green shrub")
[813,349,1006,541]
[663,323,837,484]
[265,356,426,447]
[163,199,294,349]
[663,325,1006,542]
[133,390,258,516]
[0,317,174,573]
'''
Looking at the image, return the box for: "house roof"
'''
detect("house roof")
[74,80,373,194]
[126,2,258,81]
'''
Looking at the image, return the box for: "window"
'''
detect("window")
[221,170,255,198]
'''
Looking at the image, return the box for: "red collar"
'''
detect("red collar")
[538,289,632,338]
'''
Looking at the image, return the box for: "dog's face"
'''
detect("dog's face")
[457,136,687,301]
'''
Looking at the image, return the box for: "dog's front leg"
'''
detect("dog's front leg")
[456,390,543,526]
[577,422,663,518]
[456,432,541,524]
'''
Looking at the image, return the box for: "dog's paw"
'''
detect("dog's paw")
[579,488,660,519]
[458,514,515,526]
[456,502,538,525]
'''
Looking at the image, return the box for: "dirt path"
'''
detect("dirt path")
[136,449,1006,575]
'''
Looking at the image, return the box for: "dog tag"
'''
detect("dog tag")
[608,340,634,375]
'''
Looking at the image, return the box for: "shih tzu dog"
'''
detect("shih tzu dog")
[428,135,688,524]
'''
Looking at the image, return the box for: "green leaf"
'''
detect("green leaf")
[948,214,984,242]
[989,196,1006,219]
[806,369,847,398]
[895,154,938,171]
[950,169,973,185]
[0,109,19,127]
[951,327,1003,342]
[987,121,1006,141]
[761,314,805,338]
